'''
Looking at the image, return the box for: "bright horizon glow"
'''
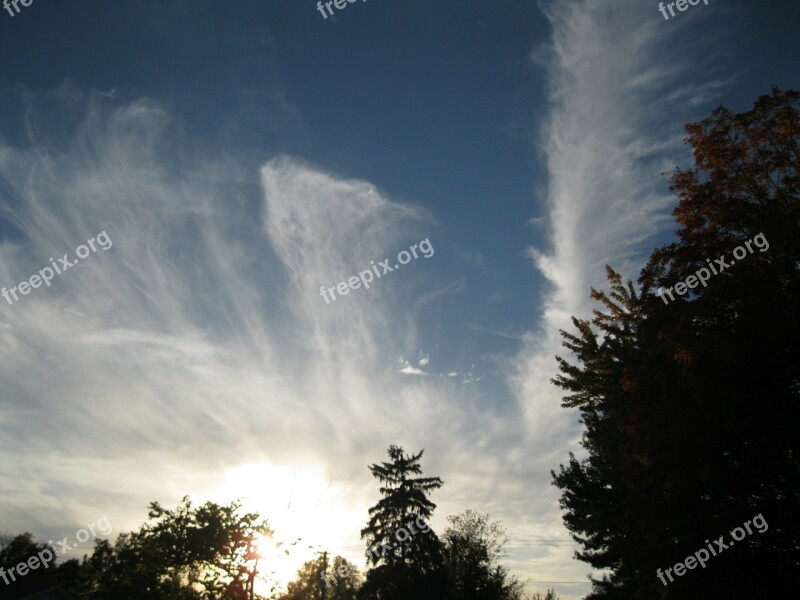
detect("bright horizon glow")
[200,461,367,592]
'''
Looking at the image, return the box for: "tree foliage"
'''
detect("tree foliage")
[529,590,559,600]
[67,497,273,600]
[551,88,800,599]
[4,448,536,600]
[280,553,360,600]
[443,510,524,600]
[358,445,450,600]
[0,532,71,596]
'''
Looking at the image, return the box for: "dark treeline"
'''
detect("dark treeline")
[0,445,557,600]
[551,88,800,599]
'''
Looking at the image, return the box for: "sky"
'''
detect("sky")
[0,0,798,597]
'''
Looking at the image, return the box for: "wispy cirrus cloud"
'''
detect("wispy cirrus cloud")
[516,0,730,441]
[0,85,524,580]
[0,2,737,596]
[506,1,731,595]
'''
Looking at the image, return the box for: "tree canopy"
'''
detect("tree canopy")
[443,510,524,600]
[2,446,533,600]
[551,87,800,599]
[358,445,450,600]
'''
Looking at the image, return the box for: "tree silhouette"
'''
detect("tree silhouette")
[65,497,273,600]
[443,510,524,600]
[529,590,559,600]
[0,532,67,596]
[551,268,646,599]
[358,445,449,600]
[280,552,360,600]
[552,88,800,599]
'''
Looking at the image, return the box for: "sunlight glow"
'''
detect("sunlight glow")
[201,461,365,592]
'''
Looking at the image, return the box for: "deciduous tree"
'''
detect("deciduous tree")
[552,88,800,599]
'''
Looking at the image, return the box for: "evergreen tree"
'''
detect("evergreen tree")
[358,445,449,600]
[552,88,800,599]
[551,268,648,599]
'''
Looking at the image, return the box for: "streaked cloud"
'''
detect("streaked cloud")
[0,85,532,589]
[508,1,731,595]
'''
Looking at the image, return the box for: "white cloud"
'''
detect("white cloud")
[0,3,733,593]
[398,357,427,375]
[0,87,530,590]
[515,0,728,439]
[509,1,729,596]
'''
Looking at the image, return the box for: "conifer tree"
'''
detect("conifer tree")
[552,88,800,599]
[358,445,449,600]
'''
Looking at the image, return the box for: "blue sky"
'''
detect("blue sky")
[1,0,798,597]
